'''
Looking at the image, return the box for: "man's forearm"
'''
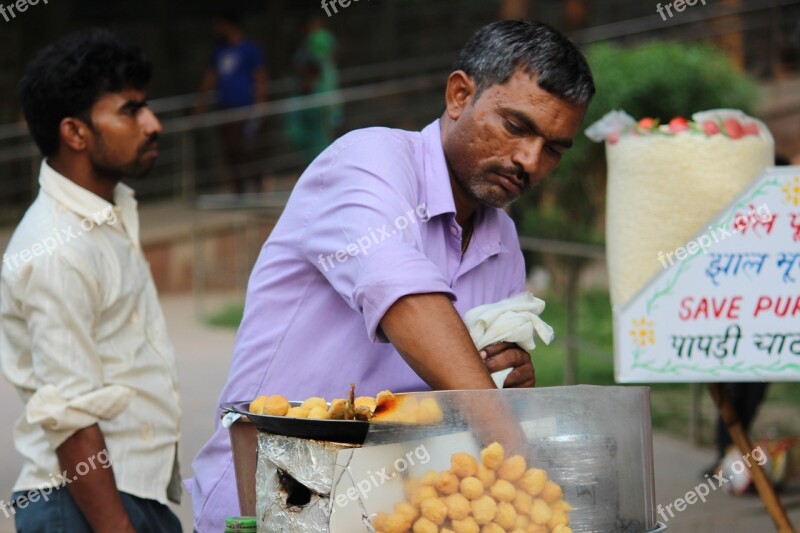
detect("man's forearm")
[56,424,135,533]
[380,292,496,390]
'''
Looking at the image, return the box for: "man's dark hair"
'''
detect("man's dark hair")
[216,8,243,29]
[453,20,595,106]
[18,28,152,156]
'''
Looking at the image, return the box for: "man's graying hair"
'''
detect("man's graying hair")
[454,20,595,106]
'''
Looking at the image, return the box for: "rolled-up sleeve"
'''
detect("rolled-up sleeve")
[301,134,455,342]
[19,252,134,448]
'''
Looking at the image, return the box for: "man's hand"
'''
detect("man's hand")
[481,342,536,388]
[56,424,136,533]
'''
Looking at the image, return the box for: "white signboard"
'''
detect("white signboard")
[616,167,800,382]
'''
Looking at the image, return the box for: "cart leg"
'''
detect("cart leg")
[707,383,794,533]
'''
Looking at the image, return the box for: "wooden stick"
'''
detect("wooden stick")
[707,383,794,533]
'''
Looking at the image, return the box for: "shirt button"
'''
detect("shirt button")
[450,225,459,236]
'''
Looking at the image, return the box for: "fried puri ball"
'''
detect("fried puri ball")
[470,495,498,525]
[494,501,518,529]
[248,395,267,414]
[529,499,553,525]
[512,490,533,515]
[480,442,505,470]
[395,502,419,522]
[514,512,530,530]
[420,497,448,525]
[286,406,310,418]
[526,525,548,533]
[441,529,455,533]
[444,493,471,521]
[551,525,573,533]
[475,465,496,489]
[540,480,563,504]
[451,452,478,478]
[301,396,327,410]
[547,511,569,529]
[255,395,290,416]
[419,470,439,487]
[355,396,377,410]
[410,485,439,507]
[417,397,444,424]
[307,406,329,419]
[497,455,527,482]
[435,471,460,495]
[451,516,480,533]
[551,500,573,513]
[384,512,413,533]
[459,476,484,500]
[480,523,504,533]
[412,517,438,533]
[373,512,389,531]
[489,479,516,502]
[518,469,547,496]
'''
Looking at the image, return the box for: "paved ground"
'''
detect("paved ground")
[0,293,798,532]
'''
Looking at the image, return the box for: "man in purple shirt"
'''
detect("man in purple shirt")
[188,20,594,531]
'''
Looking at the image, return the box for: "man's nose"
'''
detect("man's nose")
[141,107,162,137]
[512,138,545,180]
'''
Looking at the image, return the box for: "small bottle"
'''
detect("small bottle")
[224,516,257,533]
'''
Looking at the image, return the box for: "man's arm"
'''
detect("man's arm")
[380,293,496,390]
[194,68,217,114]
[253,66,268,104]
[56,424,135,533]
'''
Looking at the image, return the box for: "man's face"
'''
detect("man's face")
[443,69,587,208]
[84,88,162,179]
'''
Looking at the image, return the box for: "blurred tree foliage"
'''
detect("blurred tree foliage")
[510,41,761,245]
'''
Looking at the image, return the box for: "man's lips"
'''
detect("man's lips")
[494,172,523,194]
[141,143,159,157]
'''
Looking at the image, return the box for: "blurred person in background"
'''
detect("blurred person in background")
[285,15,343,163]
[196,8,268,193]
[2,29,182,532]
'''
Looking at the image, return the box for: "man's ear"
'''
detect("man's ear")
[444,70,477,121]
[58,117,90,152]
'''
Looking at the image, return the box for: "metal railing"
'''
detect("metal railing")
[0,0,797,225]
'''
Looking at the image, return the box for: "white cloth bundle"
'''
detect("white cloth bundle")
[464,292,555,387]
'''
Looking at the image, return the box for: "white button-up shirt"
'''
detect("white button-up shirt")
[1,161,181,504]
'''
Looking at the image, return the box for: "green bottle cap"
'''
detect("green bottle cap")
[224,516,257,531]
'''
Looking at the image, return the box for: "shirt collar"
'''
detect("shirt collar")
[38,160,140,244]
[420,119,456,219]
[420,119,504,258]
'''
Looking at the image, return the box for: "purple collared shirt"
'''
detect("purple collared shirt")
[187,119,525,532]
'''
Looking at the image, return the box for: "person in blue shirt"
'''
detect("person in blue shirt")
[196,9,268,193]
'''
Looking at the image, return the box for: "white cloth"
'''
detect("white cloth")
[465,292,555,387]
[0,161,182,504]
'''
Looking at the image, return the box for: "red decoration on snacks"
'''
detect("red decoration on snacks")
[701,121,721,136]
[723,118,745,139]
[668,117,690,133]
[637,117,657,129]
[742,122,760,136]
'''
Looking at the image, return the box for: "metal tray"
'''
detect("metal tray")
[221,401,373,444]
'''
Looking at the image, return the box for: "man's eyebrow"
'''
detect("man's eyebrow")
[119,98,149,113]
[501,107,574,149]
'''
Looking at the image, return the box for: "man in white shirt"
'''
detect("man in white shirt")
[1,29,182,532]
